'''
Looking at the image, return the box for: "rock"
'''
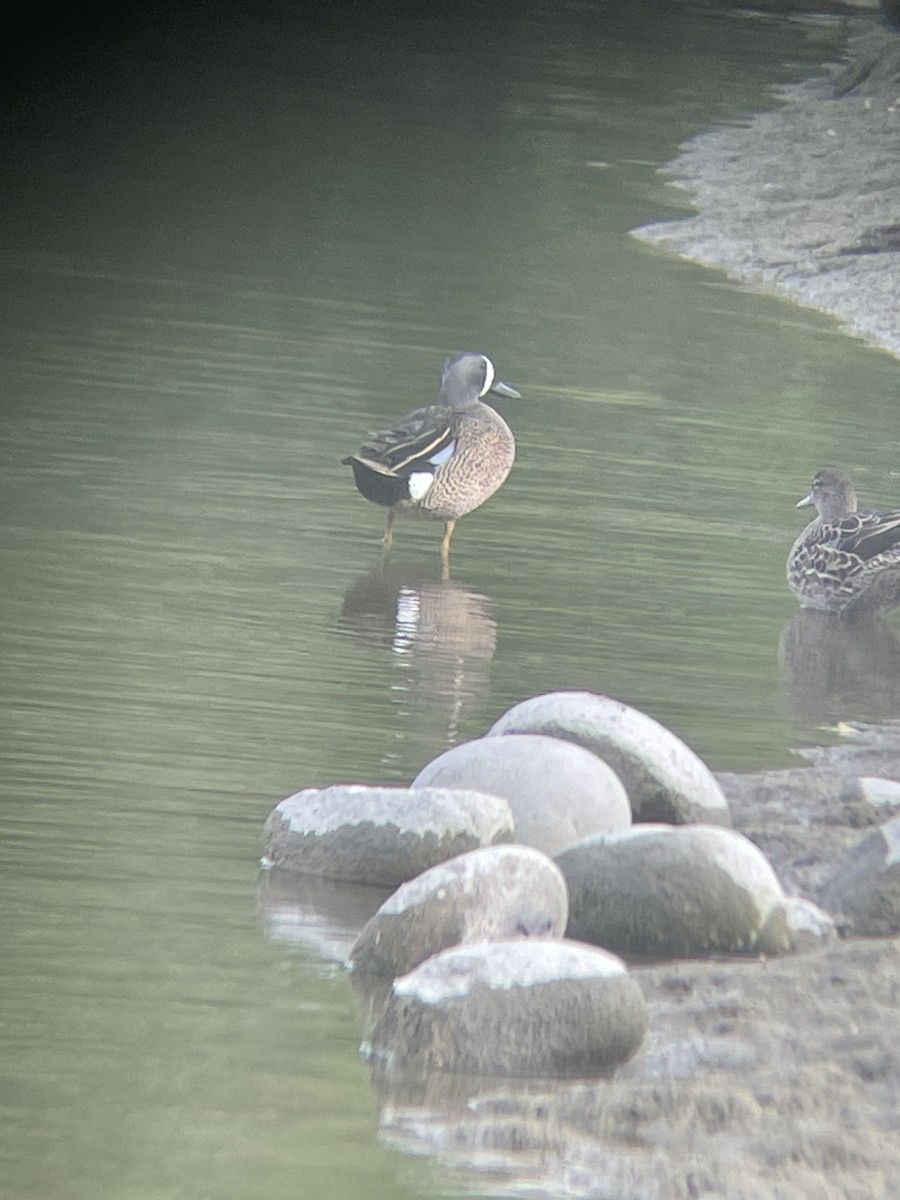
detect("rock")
[261,785,513,886]
[557,825,787,958]
[716,763,873,901]
[819,814,900,935]
[758,896,838,956]
[349,845,568,977]
[487,691,730,826]
[363,938,647,1077]
[853,776,900,817]
[411,734,630,857]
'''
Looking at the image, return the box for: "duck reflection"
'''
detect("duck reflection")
[779,609,900,729]
[337,565,498,745]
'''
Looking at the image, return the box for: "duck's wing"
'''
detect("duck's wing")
[344,404,456,478]
[831,509,900,562]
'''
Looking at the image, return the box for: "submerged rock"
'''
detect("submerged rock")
[261,785,513,886]
[363,938,647,1077]
[488,690,730,825]
[411,733,631,856]
[557,824,787,958]
[348,844,569,977]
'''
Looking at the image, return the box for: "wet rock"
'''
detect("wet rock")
[819,814,900,934]
[488,690,730,826]
[557,825,787,958]
[363,938,647,1077]
[261,785,513,886]
[349,844,568,977]
[411,733,630,856]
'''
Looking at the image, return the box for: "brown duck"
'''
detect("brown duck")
[342,352,520,575]
[788,467,900,615]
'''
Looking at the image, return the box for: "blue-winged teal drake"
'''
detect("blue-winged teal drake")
[342,352,521,574]
[788,467,900,615]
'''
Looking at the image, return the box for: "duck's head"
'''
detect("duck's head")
[797,467,858,521]
[440,352,521,407]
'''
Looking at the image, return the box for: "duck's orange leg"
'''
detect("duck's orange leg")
[440,518,456,580]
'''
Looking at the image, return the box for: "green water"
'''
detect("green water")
[2,3,896,1198]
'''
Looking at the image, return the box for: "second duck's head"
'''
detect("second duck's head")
[797,467,858,522]
[440,352,521,408]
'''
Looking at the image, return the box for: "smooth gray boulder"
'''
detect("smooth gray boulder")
[349,844,569,977]
[557,824,786,958]
[261,785,513,886]
[819,815,900,935]
[488,691,730,826]
[363,938,647,1077]
[411,734,630,857]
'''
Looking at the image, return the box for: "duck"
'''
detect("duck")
[342,352,521,575]
[787,467,900,615]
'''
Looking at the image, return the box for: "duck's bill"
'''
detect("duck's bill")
[490,379,521,399]
[796,492,815,509]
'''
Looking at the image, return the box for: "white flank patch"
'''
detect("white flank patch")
[394,939,625,1005]
[408,471,434,500]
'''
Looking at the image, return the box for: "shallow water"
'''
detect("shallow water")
[2,4,898,1199]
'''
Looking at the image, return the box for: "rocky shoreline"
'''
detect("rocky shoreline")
[354,728,900,1199]
[634,19,900,358]
[589,729,900,1199]
[262,695,900,1198]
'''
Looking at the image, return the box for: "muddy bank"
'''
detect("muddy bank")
[634,20,900,357]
